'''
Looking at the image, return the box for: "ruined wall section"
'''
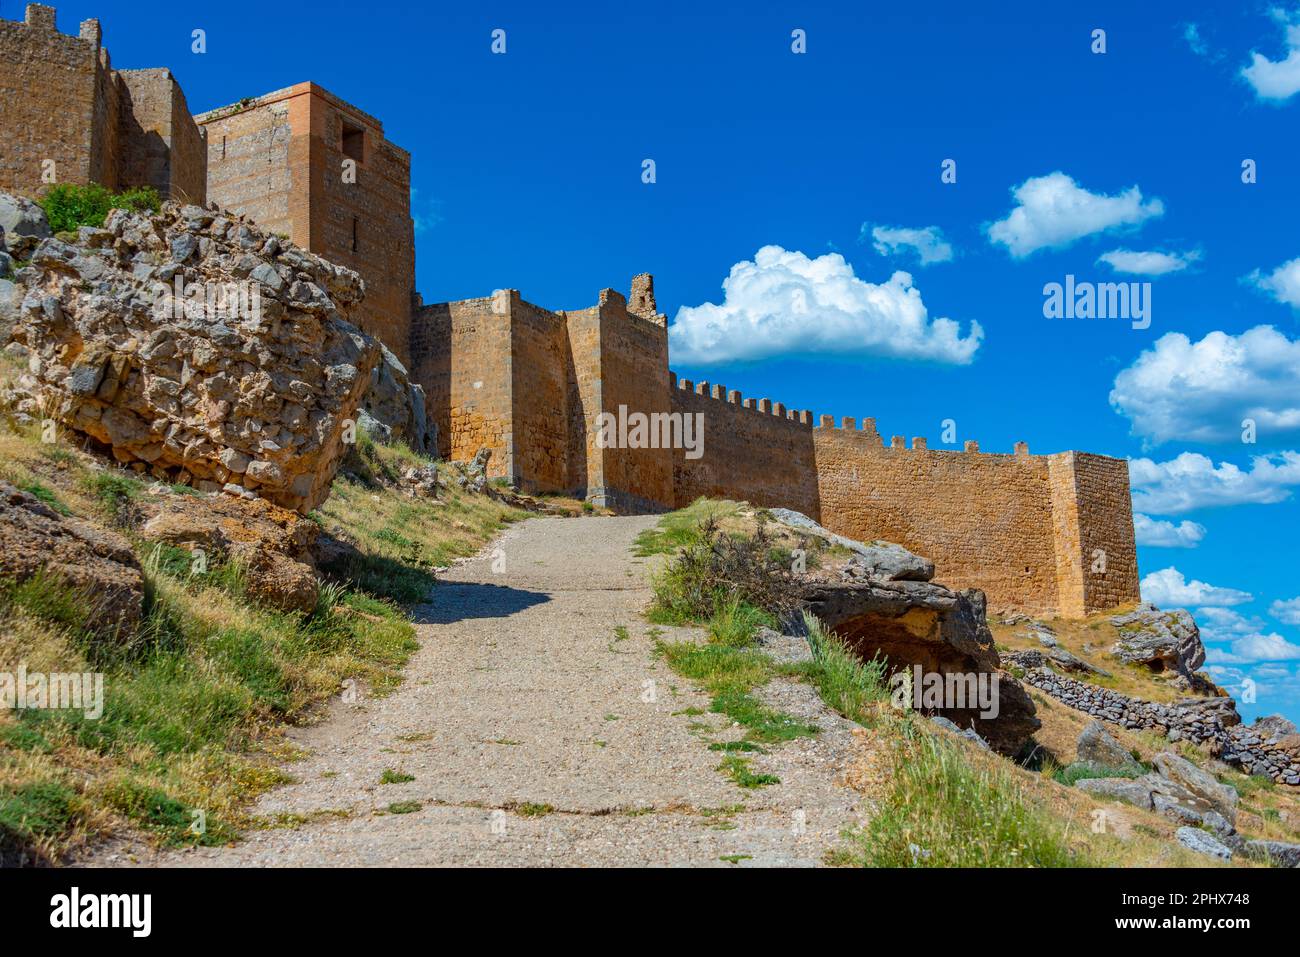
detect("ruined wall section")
[671,379,819,517]
[117,68,206,204]
[0,6,104,194]
[509,298,570,491]
[814,426,1063,615]
[594,290,673,511]
[564,303,605,498]
[410,295,513,479]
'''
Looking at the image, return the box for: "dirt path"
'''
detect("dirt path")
[93,515,866,867]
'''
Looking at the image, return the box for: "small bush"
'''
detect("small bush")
[801,612,890,725]
[39,183,161,233]
[706,598,774,648]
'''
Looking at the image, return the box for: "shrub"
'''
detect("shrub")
[39,183,161,233]
[648,514,800,625]
[801,611,890,725]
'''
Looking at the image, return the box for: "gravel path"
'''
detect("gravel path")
[90,515,867,867]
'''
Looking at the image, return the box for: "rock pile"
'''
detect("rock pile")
[3,197,380,513]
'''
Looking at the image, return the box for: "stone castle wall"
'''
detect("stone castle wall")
[409,277,1141,617]
[0,5,204,203]
[197,84,415,367]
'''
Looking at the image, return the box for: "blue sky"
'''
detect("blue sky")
[44,0,1300,722]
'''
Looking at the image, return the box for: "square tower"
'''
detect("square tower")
[196,83,415,366]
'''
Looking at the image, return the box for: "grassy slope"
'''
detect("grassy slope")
[0,356,529,862]
[639,500,1300,867]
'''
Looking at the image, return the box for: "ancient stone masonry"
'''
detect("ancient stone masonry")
[1023,668,1300,785]
[410,274,1141,618]
[196,84,416,369]
[0,5,205,203]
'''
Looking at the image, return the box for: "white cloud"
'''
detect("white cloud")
[865,224,954,266]
[1098,248,1200,276]
[1272,597,1300,625]
[1206,633,1300,664]
[1141,567,1253,607]
[1133,513,1206,548]
[1110,326,1300,444]
[1129,451,1300,514]
[986,172,1164,257]
[1249,256,1300,308]
[667,245,983,366]
[1196,606,1266,636]
[1242,8,1300,101]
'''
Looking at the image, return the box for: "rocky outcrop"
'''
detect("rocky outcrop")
[4,198,380,513]
[1024,666,1300,785]
[0,192,51,260]
[359,342,436,455]
[139,492,320,613]
[448,447,492,494]
[801,552,1039,756]
[769,508,935,581]
[0,480,143,636]
[1110,603,1206,681]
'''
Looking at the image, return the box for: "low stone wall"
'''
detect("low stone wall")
[1023,668,1300,786]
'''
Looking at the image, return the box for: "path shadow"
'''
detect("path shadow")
[413,581,551,624]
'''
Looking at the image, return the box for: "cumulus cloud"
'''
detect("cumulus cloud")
[1242,8,1300,101]
[986,172,1164,257]
[1110,326,1300,445]
[1129,451,1300,514]
[864,224,954,266]
[667,245,983,366]
[1098,248,1200,276]
[1272,597,1300,625]
[1249,256,1300,308]
[1133,513,1206,548]
[1140,567,1253,607]
[1206,633,1300,665]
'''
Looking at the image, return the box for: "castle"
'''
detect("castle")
[0,5,1141,618]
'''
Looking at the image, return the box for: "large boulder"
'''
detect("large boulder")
[359,342,436,455]
[1152,751,1238,823]
[0,480,143,636]
[1076,720,1143,773]
[5,202,381,513]
[1110,603,1206,678]
[140,492,319,613]
[801,575,1039,755]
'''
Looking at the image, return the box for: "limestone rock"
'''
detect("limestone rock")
[1242,839,1300,868]
[801,577,1038,755]
[768,507,935,582]
[1110,603,1206,677]
[140,492,319,614]
[1076,776,1155,809]
[5,201,381,513]
[1077,720,1143,773]
[1175,826,1233,861]
[0,191,51,260]
[360,342,436,455]
[1152,751,1238,822]
[0,480,143,636]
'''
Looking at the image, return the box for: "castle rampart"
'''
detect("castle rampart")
[0,5,205,203]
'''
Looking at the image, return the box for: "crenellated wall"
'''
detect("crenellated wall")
[410,276,1140,617]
